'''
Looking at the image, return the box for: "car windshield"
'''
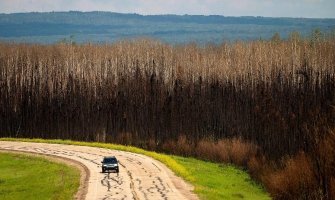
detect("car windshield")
[103,157,117,163]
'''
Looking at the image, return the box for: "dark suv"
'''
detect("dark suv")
[101,156,119,173]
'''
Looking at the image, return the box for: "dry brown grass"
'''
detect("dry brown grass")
[196,139,227,161]
[247,129,335,200]
[161,135,194,156]
[316,129,335,199]
[195,138,258,166]
[229,138,258,166]
[262,152,318,200]
[247,155,267,179]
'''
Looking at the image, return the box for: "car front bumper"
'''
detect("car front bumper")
[102,166,119,171]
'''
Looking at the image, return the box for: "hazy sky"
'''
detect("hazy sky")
[0,0,334,18]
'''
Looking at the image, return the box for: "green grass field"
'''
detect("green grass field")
[174,156,270,200]
[0,138,271,200]
[0,152,80,200]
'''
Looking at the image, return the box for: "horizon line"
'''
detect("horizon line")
[1,10,334,20]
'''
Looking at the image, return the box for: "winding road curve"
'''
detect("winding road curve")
[0,141,198,200]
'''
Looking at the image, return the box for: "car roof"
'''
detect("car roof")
[103,156,116,159]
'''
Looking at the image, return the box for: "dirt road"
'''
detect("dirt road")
[0,141,198,200]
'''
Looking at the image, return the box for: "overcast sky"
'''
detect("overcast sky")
[0,0,334,18]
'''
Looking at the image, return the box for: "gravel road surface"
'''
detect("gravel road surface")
[0,141,198,200]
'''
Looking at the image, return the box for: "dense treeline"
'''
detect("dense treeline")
[0,38,334,199]
[1,12,334,43]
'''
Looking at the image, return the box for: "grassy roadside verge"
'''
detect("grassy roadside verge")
[0,138,270,200]
[0,151,80,200]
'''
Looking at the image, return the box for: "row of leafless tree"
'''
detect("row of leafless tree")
[0,39,334,158]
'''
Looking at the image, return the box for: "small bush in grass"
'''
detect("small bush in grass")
[161,135,194,156]
[247,155,268,180]
[229,138,258,166]
[262,152,318,200]
[196,139,227,161]
[176,135,193,156]
[195,138,258,166]
[215,140,230,162]
[314,129,335,199]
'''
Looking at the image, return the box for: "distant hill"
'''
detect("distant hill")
[0,11,334,44]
